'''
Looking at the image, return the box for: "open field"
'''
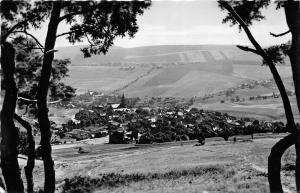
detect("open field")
[194,96,300,123]
[232,64,292,80]
[64,64,292,98]
[19,133,296,192]
[64,66,153,94]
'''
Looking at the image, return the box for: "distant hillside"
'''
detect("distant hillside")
[55,44,263,66]
[60,44,292,97]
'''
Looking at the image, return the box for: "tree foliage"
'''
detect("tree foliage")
[1,1,52,42]
[11,36,76,103]
[262,43,290,65]
[219,0,270,30]
[218,0,291,66]
[57,1,151,57]
[2,1,151,57]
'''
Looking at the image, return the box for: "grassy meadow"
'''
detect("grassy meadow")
[22,134,296,193]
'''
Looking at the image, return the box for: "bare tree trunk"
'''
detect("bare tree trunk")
[36,2,62,192]
[14,114,35,193]
[1,42,24,192]
[284,1,300,191]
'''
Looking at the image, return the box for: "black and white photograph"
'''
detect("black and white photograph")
[1,0,300,192]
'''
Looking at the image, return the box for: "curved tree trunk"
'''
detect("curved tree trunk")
[268,133,295,193]
[36,2,62,192]
[1,42,24,192]
[284,1,300,191]
[14,114,35,193]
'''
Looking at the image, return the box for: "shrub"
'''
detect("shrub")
[138,132,154,144]
[197,132,205,144]
[180,134,189,141]
[272,121,286,133]
[244,125,253,135]
[162,133,172,142]
[175,135,181,141]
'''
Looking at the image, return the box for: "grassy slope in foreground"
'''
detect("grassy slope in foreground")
[26,134,296,192]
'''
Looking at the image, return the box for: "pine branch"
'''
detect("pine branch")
[48,98,66,104]
[85,34,96,46]
[270,30,291,37]
[56,29,81,38]
[17,97,65,104]
[17,97,37,103]
[236,45,260,55]
[3,14,40,42]
[218,1,265,57]
[12,30,45,51]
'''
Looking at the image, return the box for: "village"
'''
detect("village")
[39,90,287,147]
[198,78,295,103]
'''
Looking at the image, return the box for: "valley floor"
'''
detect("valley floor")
[18,133,296,193]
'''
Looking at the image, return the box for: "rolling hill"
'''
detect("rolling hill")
[55,44,263,66]
[59,45,292,97]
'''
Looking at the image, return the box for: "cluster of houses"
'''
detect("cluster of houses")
[197,78,295,104]
[249,90,295,101]
[45,84,291,145]
[50,101,286,145]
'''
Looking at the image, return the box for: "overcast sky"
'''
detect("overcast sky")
[33,1,291,48]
